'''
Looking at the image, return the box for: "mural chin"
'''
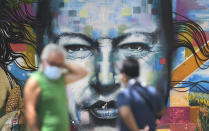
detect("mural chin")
[69,82,121,123]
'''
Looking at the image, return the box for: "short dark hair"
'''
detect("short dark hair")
[120,57,139,79]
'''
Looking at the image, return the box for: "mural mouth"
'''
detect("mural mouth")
[88,100,118,119]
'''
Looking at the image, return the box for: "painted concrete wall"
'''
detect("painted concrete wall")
[0,0,208,131]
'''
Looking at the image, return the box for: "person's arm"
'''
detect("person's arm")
[119,106,139,131]
[62,62,88,84]
[24,78,41,131]
[119,106,150,131]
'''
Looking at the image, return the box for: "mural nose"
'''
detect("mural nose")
[92,39,119,93]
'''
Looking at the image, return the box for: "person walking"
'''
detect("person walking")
[24,43,88,131]
[117,57,163,131]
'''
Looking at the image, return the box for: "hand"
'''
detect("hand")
[139,125,149,131]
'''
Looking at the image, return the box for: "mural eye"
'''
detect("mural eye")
[63,45,93,60]
[118,43,151,58]
[119,43,151,51]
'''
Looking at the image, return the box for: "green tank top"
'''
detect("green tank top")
[30,71,70,131]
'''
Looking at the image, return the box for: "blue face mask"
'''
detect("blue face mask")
[44,64,62,80]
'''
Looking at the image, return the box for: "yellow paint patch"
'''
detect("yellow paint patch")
[22,44,36,70]
[170,88,189,106]
[80,10,88,18]
[178,32,193,42]
[24,24,36,42]
[122,8,131,16]
[185,47,198,58]
[156,129,170,131]
[64,0,70,2]
[190,106,199,123]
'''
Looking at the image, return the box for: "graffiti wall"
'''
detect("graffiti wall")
[0,0,37,130]
[157,0,209,131]
[0,0,208,131]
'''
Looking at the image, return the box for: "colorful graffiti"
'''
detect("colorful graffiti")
[0,0,173,130]
[0,0,38,130]
[157,0,209,130]
[1,0,209,130]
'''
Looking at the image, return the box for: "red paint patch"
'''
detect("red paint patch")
[10,43,26,52]
[159,107,190,124]
[159,58,166,65]
[192,38,198,47]
[169,107,190,123]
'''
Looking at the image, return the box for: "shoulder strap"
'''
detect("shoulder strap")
[132,83,155,115]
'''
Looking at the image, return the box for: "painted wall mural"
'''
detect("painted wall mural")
[0,0,208,131]
[35,1,172,130]
[0,0,37,130]
[158,0,209,131]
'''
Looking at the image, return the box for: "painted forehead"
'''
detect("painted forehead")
[51,0,160,39]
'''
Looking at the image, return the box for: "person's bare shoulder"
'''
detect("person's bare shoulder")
[24,77,41,100]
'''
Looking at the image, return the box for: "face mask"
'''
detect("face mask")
[44,63,62,80]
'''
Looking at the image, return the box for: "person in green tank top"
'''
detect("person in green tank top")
[24,44,88,131]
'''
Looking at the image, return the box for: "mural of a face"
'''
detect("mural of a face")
[39,0,171,126]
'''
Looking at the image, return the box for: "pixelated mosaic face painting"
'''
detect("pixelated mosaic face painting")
[38,0,171,126]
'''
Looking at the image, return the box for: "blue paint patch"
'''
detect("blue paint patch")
[33,2,38,13]
[92,30,102,40]
[187,10,209,31]
[167,96,170,107]
[8,62,32,86]
[125,16,133,22]
[172,0,177,16]
[80,18,86,24]
[154,55,163,70]
[188,74,209,93]
[108,29,118,38]
[172,47,185,69]
[188,74,204,82]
